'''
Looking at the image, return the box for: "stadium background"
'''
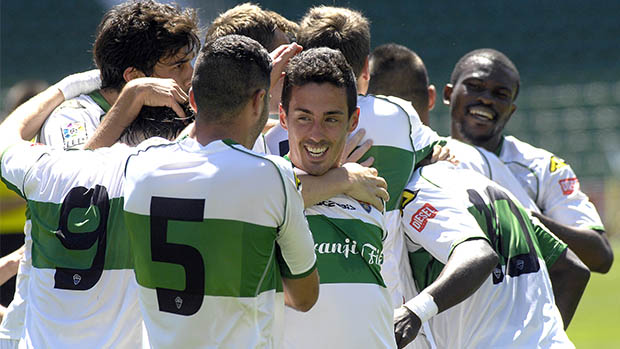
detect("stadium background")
[1,0,618,346]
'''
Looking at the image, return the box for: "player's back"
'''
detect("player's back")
[404,162,572,348]
[123,137,313,348]
[0,142,141,348]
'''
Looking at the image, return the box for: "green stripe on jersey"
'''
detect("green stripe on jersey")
[125,212,281,297]
[359,145,414,211]
[307,215,385,287]
[30,198,133,270]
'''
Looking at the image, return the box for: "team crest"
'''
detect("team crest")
[559,177,579,195]
[549,156,567,172]
[72,273,82,285]
[61,121,88,149]
[359,201,372,213]
[400,189,419,216]
[175,296,183,310]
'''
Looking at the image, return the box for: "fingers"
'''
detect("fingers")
[269,43,303,90]
[342,128,366,161]
[359,156,374,167]
[366,194,385,212]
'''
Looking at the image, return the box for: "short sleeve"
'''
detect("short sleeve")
[269,156,317,278]
[1,142,50,198]
[529,213,568,268]
[38,101,96,150]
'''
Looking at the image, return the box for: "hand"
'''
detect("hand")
[341,128,374,164]
[128,77,189,120]
[430,144,458,165]
[341,162,389,211]
[269,43,303,91]
[394,306,422,349]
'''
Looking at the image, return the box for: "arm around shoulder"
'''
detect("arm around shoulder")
[547,248,590,329]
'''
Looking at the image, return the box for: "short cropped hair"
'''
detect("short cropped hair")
[191,35,272,123]
[205,3,296,52]
[119,104,194,145]
[281,47,357,118]
[450,48,521,99]
[297,6,370,78]
[93,0,200,90]
[369,43,429,115]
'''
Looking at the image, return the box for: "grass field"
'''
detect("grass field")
[566,237,620,347]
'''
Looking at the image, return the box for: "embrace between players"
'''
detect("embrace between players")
[0,1,611,348]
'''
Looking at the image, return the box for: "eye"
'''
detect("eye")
[465,80,483,90]
[325,117,340,123]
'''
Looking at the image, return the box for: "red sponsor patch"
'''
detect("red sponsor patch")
[29,142,44,147]
[409,203,438,232]
[559,177,579,195]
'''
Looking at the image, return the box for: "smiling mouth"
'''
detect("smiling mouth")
[468,106,495,121]
[304,144,328,158]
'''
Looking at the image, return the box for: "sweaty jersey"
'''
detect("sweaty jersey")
[123,138,317,349]
[499,135,604,230]
[264,94,442,308]
[282,192,395,349]
[0,142,143,348]
[38,91,110,149]
[401,162,572,348]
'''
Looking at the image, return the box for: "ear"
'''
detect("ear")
[189,88,197,112]
[507,103,517,121]
[428,84,437,111]
[360,56,370,82]
[443,84,454,105]
[252,89,267,116]
[123,67,146,82]
[348,107,360,132]
[279,104,289,131]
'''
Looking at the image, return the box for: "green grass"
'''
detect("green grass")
[566,237,620,347]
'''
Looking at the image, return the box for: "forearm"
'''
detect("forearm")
[533,211,613,273]
[299,167,349,208]
[0,246,23,286]
[548,248,590,329]
[0,86,64,148]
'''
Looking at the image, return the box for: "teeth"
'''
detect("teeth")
[469,107,494,120]
[305,145,327,157]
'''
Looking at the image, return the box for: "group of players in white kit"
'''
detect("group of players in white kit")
[0,1,612,348]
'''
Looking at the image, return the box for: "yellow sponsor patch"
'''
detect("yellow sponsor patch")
[294,172,301,190]
[400,189,418,216]
[549,156,567,172]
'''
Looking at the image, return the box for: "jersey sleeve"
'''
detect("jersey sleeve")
[529,213,568,268]
[538,156,604,231]
[0,142,50,198]
[400,189,489,264]
[38,101,96,150]
[269,156,317,278]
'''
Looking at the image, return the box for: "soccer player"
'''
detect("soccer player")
[264,6,443,315]
[38,0,199,150]
[444,48,613,273]
[278,46,395,348]
[0,73,188,347]
[368,44,436,127]
[123,35,319,348]
[395,161,589,348]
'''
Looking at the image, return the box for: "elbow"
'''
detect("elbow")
[292,287,319,313]
[591,248,614,274]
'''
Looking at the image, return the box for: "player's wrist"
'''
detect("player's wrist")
[403,292,438,324]
[54,69,101,100]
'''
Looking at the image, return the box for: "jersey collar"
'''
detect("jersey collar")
[88,90,112,114]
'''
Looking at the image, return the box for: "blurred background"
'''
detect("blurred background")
[1,0,619,346]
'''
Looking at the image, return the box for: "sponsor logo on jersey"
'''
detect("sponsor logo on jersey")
[549,156,567,172]
[559,177,579,195]
[314,238,383,265]
[316,200,356,210]
[29,142,44,147]
[400,189,419,216]
[61,121,88,149]
[358,201,372,213]
[409,203,438,232]
[293,172,302,191]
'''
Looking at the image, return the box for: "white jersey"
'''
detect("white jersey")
[401,162,572,348]
[282,192,395,349]
[0,142,143,349]
[123,138,317,349]
[499,135,604,230]
[38,91,109,149]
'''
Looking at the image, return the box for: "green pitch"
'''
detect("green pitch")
[567,237,620,347]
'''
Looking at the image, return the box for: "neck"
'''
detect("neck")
[356,76,368,95]
[99,88,120,106]
[192,118,255,149]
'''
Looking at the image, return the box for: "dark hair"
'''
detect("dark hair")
[368,43,429,116]
[206,3,297,52]
[119,104,194,145]
[297,6,370,78]
[450,48,521,99]
[281,47,357,117]
[191,34,271,123]
[93,0,200,90]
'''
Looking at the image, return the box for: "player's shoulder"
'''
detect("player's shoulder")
[50,94,101,117]
[310,193,383,227]
[358,94,414,117]
[502,135,570,174]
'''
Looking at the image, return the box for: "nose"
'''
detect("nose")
[477,89,494,105]
[307,119,325,143]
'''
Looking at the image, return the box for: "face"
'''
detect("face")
[281,83,359,176]
[444,56,518,150]
[151,46,196,93]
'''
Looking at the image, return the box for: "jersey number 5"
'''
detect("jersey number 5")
[54,185,109,290]
[150,197,205,316]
